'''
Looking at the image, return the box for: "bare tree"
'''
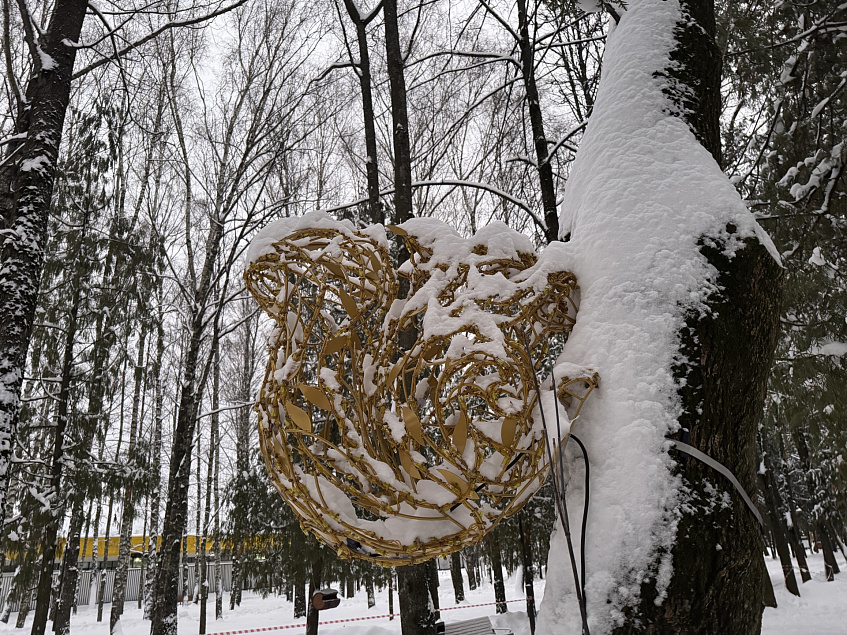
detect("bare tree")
[0,0,246,527]
[149,3,326,632]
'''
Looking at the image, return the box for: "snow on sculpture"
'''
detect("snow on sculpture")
[245,212,597,564]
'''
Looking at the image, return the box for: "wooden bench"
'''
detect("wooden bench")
[439,616,513,635]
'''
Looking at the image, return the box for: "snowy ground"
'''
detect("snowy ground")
[1,553,843,634]
[762,552,847,635]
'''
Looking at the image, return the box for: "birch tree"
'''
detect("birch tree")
[150,3,326,631]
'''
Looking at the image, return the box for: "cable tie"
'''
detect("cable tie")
[670,440,764,527]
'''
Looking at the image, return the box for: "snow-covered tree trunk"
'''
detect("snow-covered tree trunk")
[31,209,90,635]
[0,0,88,529]
[537,1,783,632]
[145,300,166,620]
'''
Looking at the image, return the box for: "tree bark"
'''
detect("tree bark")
[383,5,439,632]
[145,299,166,619]
[818,523,839,581]
[150,212,224,635]
[366,574,376,609]
[53,496,84,635]
[758,454,799,597]
[341,0,383,224]
[662,0,723,166]
[199,344,220,634]
[397,564,436,635]
[465,546,478,590]
[518,512,537,634]
[625,233,782,632]
[97,495,114,622]
[827,521,847,565]
[110,328,147,633]
[449,551,464,603]
[516,0,558,243]
[305,556,323,635]
[486,535,507,614]
[213,413,223,621]
[0,0,89,526]
[426,560,439,618]
[388,571,394,620]
[383,0,413,226]
[293,567,306,619]
[613,3,782,630]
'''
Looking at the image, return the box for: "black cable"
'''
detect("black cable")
[570,433,590,605]
[551,367,591,618]
[521,330,591,635]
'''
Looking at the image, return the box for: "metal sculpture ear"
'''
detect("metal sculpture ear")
[244,214,597,565]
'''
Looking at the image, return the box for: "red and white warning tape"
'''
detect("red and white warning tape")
[209,598,526,634]
[440,598,525,611]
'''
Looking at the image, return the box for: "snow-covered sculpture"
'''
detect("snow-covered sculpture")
[245,212,597,564]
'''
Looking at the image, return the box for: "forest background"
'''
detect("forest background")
[0,0,845,633]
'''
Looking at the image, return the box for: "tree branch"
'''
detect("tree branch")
[72,0,248,79]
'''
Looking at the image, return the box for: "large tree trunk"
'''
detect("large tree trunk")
[397,564,437,635]
[615,1,782,630]
[623,153,782,631]
[537,1,783,632]
[0,0,88,526]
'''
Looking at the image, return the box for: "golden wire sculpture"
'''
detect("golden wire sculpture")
[245,213,598,565]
